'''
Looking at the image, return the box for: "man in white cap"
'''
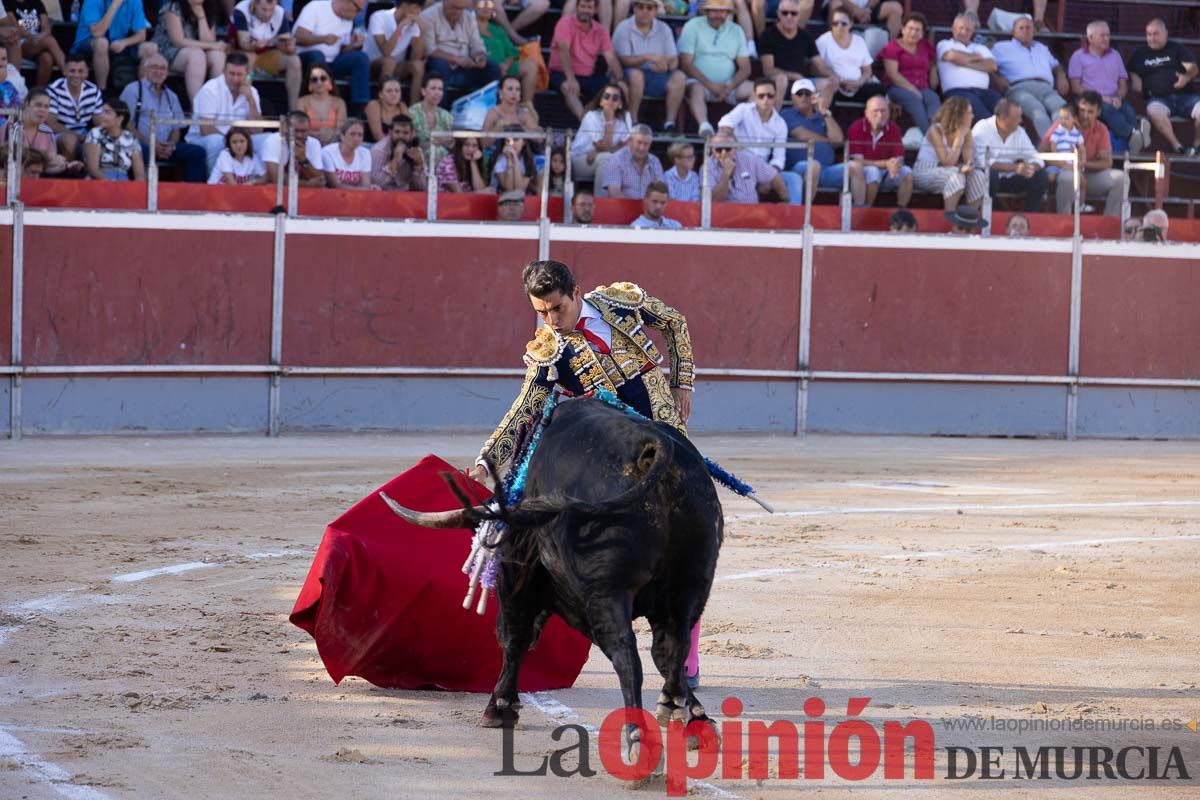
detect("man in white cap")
[678,0,753,137]
[780,76,845,201]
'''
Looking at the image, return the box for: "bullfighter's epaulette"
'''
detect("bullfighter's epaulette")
[589,282,645,310]
[524,325,565,367]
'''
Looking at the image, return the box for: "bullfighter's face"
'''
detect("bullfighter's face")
[530,287,584,336]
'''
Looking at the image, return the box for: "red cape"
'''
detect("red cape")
[289,454,592,692]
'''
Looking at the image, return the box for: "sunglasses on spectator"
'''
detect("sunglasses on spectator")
[832,19,850,26]
[777,9,798,16]
[714,146,732,153]
[795,89,813,96]
[601,92,621,100]
[310,75,330,83]
[756,92,775,99]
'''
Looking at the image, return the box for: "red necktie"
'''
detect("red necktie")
[574,317,610,355]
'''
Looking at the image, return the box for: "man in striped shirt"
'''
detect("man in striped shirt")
[47,54,105,159]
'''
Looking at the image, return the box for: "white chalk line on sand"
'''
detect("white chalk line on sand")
[0,729,113,800]
[731,498,1200,522]
[840,480,1057,496]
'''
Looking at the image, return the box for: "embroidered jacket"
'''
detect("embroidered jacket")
[478,282,694,473]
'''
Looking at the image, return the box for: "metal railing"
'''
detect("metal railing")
[146,115,284,211]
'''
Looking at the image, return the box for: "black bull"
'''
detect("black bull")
[384,397,723,755]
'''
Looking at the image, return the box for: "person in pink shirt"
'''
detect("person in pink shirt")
[1067,20,1136,145]
[548,0,624,120]
[879,11,940,132]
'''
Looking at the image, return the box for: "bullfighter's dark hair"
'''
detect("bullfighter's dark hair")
[522,260,576,299]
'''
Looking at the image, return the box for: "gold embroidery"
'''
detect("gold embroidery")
[525,325,565,367]
[479,370,552,474]
[640,292,694,391]
[643,365,685,434]
[590,282,645,309]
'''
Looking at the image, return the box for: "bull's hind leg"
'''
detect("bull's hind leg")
[650,617,715,737]
[481,596,547,729]
[586,596,647,763]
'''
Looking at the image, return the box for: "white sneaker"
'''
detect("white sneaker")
[698,122,714,138]
[1129,117,1151,157]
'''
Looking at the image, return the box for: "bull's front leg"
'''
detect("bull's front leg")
[585,595,647,763]
[481,597,546,729]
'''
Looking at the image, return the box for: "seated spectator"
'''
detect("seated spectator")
[321,118,377,190]
[436,135,490,192]
[295,0,370,115]
[22,148,48,178]
[1068,21,1136,147]
[815,5,884,111]
[232,0,302,112]
[1043,92,1128,216]
[1041,102,1084,201]
[758,0,824,111]
[1120,216,1141,241]
[550,0,623,121]
[937,13,1000,122]
[495,0,549,44]
[16,89,78,175]
[845,95,912,208]
[366,0,423,101]
[497,188,526,221]
[612,0,685,129]
[598,123,663,198]
[781,77,845,202]
[889,208,917,232]
[569,82,632,180]
[880,11,939,133]
[631,180,682,228]
[945,203,986,235]
[187,52,265,174]
[827,0,901,56]
[296,64,346,146]
[992,16,1067,139]
[0,47,25,108]
[410,74,453,163]
[489,125,536,194]
[47,55,104,160]
[152,0,227,102]
[913,96,986,211]
[119,52,207,182]
[483,75,540,139]
[718,77,800,204]
[370,113,428,191]
[72,0,156,92]
[83,99,144,180]
[1006,212,1029,237]
[570,187,595,222]
[207,127,267,184]
[1141,209,1168,242]
[962,0,1050,35]
[538,147,567,196]
[1128,19,1200,157]
[665,140,699,202]
[751,0,812,38]
[261,111,326,186]
[706,130,790,203]
[420,0,500,99]
[365,78,408,142]
[13,0,66,89]
[679,0,753,137]
[476,0,537,106]
[972,98,1046,211]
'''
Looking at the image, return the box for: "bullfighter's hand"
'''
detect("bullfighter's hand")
[671,388,691,424]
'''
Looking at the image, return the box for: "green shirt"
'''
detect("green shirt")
[677,17,745,84]
[411,103,453,163]
[480,20,520,77]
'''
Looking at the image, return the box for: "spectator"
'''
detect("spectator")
[1141,208,1168,242]
[22,148,48,178]
[1068,21,1136,147]
[665,140,699,201]
[571,187,595,222]
[476,0,537,106]
[845,94,912,208]
[410,74,453,163]
[232,0,302,112]
[538,147,567,196]
[831,0,903,51]
[758,0,824,111]
[936,13,1000,122]
[1044,92,1128,216]
[47,54,104,160]
[296,64,346,145]
[679,0,753,137]
[1041,102,1085,205]
[370,113,428,191]
[120,52,207,182]
[1127,18,1200,157]
[752,0,812,39]
[631,180,682,228]
[17,89,78,175]
[1006,212,1029,237]
[945,202,986,235]
[962,0,1050,34]
[613,0,684,129]
[972,97,1046,212]
[569,82,632,180]
[879,11,940,133]
[295,0,370,115]
[889,208,917,232]
[717,77,801,203]
[366,0,423,99]
[496,0,549,44]
[1120,216,1141,241]
[497,188,526,221]
[483,75,540,138]
[814,5,884,111]
[706,130,790,203]
[550,0,622,121]
[781,77,845,202]
[321,117,377,190]
[992,15,1067,139]
[207,127,267,184]
[261,111,326,186]
[913,96,986,211]
[598,122,663,198]
[435,134,491,192]
[0,7,18,69]
[420,0,499,99]
[12,0,66,89]
[489,124,536,193]
[71,0,156,92]
[152,0,227,103]
[0,46,25,106]
[187,52,264,174]
[83,99,144,180]
[365,78,408,142]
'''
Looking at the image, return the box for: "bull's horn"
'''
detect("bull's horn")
[378,491,484,529]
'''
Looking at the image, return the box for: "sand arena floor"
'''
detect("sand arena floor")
[0,432,1198,799]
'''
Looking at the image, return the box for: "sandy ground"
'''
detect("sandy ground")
[0,432,1198,799]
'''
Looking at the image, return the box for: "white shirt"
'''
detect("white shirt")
[573,301,613,350]
[189,76,261,137]
[321,142,371,184]
[717,102,788,170]
[365,9,421,61]
[4,65,27,100]
[208,151,266,184]
[295,0,354,62]
[816,31,873,83]
[570,109,633,156]
[260,131,324,167]
[233,0,288,41]
[971,115,1043,169]
[936,39,994,92]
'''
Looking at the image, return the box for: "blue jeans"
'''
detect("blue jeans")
[1100,99,1137,140]
[140,140,207,183]
[779,169,804,205]
[887,85,941,133]
[945,87,1002,122]
[300,49,371,105]
[427,57,502,101]
[791,160,846,193]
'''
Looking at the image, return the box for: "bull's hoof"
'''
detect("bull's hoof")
[685,716,720,751]
[480,698,520,729]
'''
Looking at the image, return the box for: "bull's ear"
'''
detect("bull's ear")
[635,440,661,477]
